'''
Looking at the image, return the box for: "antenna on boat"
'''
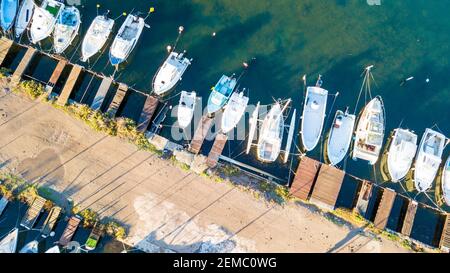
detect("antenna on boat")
[353,65,374,114]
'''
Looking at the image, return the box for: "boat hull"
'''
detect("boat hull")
[221,92,249,134]
[0,0,18,32]
[326,110,355,166]
[301,86,328,152]
[153,52,191,96]
[29,0,64,44]
[257,103,284,163]
[14,0,34,38]
[109,14,144,67]
[53,7,81,54]
[177,91,196,129]
[442,156,450,206]
[81,15,114,62]
[386,128,417,182]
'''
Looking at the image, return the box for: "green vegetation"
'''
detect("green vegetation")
[0,67,11,78]
[76,208,99,228]
[0,173,26,200]
[105,221,127,240]
[13,80,46,99]
[219,164,240,177]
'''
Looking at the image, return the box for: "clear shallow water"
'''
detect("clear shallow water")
[1,0,449,247]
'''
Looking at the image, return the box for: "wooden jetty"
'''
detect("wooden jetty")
[310,164,345,210]
[400,199,418,236]
[355,180,374,218]
[41,206,62,238]
[11,46,37,83]
[107,83,128,117]
[207,133,229,168]
[20,196,46,230]
[189,115,214,154]
[0,37,13,66]
[137,95,159,132]
[59,215,82,246]
[0,196,8,216]
[373,188,397,230]
[46,58,67,93]
[289,157,321,201]
[91,76,113,111]
[440,214,450,252]
[57,64,83,106]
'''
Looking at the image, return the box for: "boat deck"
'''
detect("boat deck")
[207,133,229,168]
[46,58,68,93]
[20,196,46,230]
[189,115,214,154]
[91,76,113,111]
[289,157,321,201]
[400,199,418,236]
[11,46,37,83]
[57,64,83,106]
[0,37,13,66]
[440,214,450,252]
[41,206,62,238]
[355,180,374,217]
[107,83,128,117]
[373,188,397,229]
[310,164,345,210]
[137,95,159,132]
[59,215,81,246]
[0,197,8,216]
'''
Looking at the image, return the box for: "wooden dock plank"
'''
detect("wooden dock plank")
[11,46,36,83]
[373,188,397,229]
[189,115,214,154]
[401,200,418,236]
[137,95,159,132]
[289,157,321,201]
[440,214,450,252]
[107,83,128,117]
[20,196,46,230]
[355,180,373,218]
[41,206,62,238]
[310,164,345,210]
[59,215,81,246]
[91,77,113,111]
[46,58,67,93]
[0,37,13,66]
[207,133,229,168]
[57,64,83,106]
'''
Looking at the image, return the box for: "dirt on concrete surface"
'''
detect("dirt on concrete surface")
[0,89,411,253]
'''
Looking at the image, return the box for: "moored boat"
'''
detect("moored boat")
[206,75,237,115]
[19,240,39,253]
[0,228,18,253]
[301,82,328,152]
[45,245,60,253]
[177,91,196,129]
[386,128,418,182]
[14,0,34,38]
[326,108,356,166]
[109,13,145,66]
[221,90,249,134]
[442,155,450,206]
[81,14,114,62]
[152,51,191,96]
[53,6,81,54]
[0,0,18,32]
[29,0,64,44]
[413,128,446,192]
[352,96,385,165]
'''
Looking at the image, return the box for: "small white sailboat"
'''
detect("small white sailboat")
[0,0,18,32]
[221,90,249,134]
[29,0,64,44]
[413,128,446,192]
[53,6,81,54]
[109,14,145,66]
[81,14,114,62]
[177,91,196,129]
[206,75,238,115]
[442,155,450,206]
[386,128,418,182]
[326,108,356,166]
[14,0,35,38]
[152,51,192,96]
[19,240,39,253]
[0,228,18,253]
[45,245,60,253]
[352,96,385,165]
[301,77,328,152]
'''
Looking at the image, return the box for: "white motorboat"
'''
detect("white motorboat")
[221,90,249,134]
[206,75,237,115]
[14,0,35,38]
[45,245,60,253]
[81,14,114,62]
[152,51,191,96]
[0,0,18,32]
[352,96,385,165]
[19,240,39,253]
[53,6,81,54]
[0,228,18,253]
[29,0,64,44]
[386,128,418,182]
[109,13,145,66]
[442,155,450,206]
[301,84,328,152]
[413,128,446,192]
[177,91,196,129]
[326,108,356,166]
